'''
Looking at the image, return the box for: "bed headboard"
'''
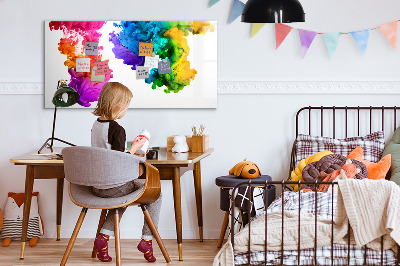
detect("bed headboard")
[290,106,400,179]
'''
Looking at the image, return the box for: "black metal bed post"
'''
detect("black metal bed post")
[298,180,301,266]
[264,180,268,266]
[314,180,318,266]
[331,182,334,265]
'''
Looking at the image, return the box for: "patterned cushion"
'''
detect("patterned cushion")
[294,131,385,167]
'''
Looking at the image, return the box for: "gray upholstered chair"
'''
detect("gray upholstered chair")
[60,146,171,265]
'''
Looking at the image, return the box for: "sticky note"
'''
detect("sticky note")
[144,54,159,69]
[138,42,154,57]
[85,42,99,55]
[91,66,105,82]
[136,66,150,79]
[158,59,171,74]
[76,58,90,72]
[94,60,110,75]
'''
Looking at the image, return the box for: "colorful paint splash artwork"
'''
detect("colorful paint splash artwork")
[47,21,216,108]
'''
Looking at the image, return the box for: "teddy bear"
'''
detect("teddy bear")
[1,192,44,247]
[229,159,261,179]
[172,135,189,153]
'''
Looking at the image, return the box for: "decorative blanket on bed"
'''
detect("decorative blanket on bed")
[213,179,400,266]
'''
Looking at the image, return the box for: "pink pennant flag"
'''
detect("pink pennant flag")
[298,29,317,58]
[378,21,398,50]
[275,23,293,49]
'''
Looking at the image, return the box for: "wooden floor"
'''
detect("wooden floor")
[0,239,221,265]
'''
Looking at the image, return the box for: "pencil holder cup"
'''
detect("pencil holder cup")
[191,135,209,153]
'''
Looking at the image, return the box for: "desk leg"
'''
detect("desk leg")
[20,165,34,259]
[172,167,183,261]
[193,161,203,242]
[56,178,64,241]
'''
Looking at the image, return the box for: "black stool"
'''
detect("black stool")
[215,175,275,248]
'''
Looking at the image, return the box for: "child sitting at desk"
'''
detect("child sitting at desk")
[91,82,162,263]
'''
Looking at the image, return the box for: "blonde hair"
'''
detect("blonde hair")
[93,82,133,120]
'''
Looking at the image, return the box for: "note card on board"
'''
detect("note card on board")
[158,59,171,74]
[85,42,99,55]
[139,42,154,57]
[94,60,110,75]
[76,58,90,72]
[91,66,105,82]
[144,54,159,69]
[136,66,150,79]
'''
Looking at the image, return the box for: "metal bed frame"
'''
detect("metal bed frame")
[230,106,400,266]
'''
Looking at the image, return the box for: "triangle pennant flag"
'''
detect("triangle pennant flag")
[351,29,370,55]
[323,33,341,58]
[298,29,317,58]
[251,23,266,38]
[209,0,220,7]
[275,23,293,49]
[378,21,398,50]
[229,0,245,24]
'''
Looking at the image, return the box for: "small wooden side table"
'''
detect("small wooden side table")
[215,175,275,248]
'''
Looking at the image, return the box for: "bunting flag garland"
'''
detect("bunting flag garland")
[251,23,266,38]
[351,29,370,55]
[209,0,220,7]
[229,0,245,24]
[378,21,398,50]
[275,23,293,49]
[207,1,400,58]
[323,33,341,58]
[298,29,317,58]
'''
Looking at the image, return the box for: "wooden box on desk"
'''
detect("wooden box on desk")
[191,135,209,153]
[167,136,192,151]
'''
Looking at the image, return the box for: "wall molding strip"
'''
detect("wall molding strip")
[1,81,400,95]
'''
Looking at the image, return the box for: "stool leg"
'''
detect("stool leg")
[92,209,107,258]
[114,209,121,266]
[217,211,230,248]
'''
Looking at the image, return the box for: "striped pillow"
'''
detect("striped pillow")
[294,131,385,167]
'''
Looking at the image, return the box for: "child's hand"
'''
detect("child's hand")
[134,149,149,157]
[129,137,147,154]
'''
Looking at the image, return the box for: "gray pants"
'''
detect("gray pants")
[92,180,162,240]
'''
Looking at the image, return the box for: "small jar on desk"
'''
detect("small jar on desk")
[215,175,275,248]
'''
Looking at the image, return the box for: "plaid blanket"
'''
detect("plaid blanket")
[234,191,397,265]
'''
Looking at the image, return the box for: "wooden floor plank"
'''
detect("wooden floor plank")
[0,239,221,265]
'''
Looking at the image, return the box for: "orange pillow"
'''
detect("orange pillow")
[347,146,391,180]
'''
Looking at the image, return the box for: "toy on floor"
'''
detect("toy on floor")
[229,159,261,179]
[172,135,189,153]
[1,192,44,247]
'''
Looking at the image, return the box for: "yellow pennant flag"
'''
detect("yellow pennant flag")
[251,23,266,38]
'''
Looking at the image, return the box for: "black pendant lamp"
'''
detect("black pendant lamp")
[242,0,305,23]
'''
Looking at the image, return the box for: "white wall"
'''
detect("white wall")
[1,0,400,239]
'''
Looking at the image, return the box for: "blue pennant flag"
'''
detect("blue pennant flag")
[323,33,341,58]
[351,29,371,55]
[209,0,220,7]
[229,0,245,23]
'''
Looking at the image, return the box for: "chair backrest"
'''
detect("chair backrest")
[62,146,145,187]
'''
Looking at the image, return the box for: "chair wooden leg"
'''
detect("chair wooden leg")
[141,205,171,263]
[114,210,121,266]
[91,209,108,258]
[217,211,230,248]
[60,208,88,266]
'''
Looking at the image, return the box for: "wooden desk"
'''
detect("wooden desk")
[10,147,213,261]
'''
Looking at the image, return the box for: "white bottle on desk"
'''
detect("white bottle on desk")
[136,129,150,154]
